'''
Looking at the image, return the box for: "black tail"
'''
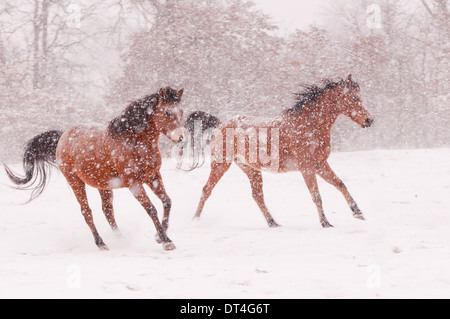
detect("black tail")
[4,130,63,202]
[178,111,220,171]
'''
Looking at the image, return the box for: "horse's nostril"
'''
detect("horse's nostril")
[365,118,373,127]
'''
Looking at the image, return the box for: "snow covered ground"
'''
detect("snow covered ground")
[0,148,449,299]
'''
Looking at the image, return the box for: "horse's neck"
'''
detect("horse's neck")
[117,123,160,150]
[140,125,160,148]
[297,94,340,132]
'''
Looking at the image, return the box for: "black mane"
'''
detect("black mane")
[185,111,221,134]
[108,94,159,137]
[108,87,181,138]
[287,78,360,115]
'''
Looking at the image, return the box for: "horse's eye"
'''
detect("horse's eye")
[352,97,358,101]
[164,111,171,117]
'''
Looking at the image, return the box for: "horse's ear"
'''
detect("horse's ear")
[178,89,184,99]
[346,74,352,83]
[345,74,353,88]
[159,87,167,100]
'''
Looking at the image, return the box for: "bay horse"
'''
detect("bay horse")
[4,87,186,251]
[178,111,221,170]
[193,75,374,228]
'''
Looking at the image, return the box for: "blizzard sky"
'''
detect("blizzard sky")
[252,0,328,34]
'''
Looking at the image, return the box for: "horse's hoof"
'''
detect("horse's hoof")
[98,244,109,251]
[268,221,281,228]
[155,234,163,244]
[163,242,176,251]
[354,213,365,221]
[321,221,334,228]
[192,215,201,221]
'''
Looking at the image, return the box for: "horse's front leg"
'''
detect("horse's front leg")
[301,169,333,228]
[129,183,175,250]
[146,171,172,243]
[317,161,364,220]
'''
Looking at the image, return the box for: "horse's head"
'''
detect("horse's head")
[153,87,188,144]
[339,75,374,128]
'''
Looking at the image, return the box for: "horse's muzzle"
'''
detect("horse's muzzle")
[168,128,189,144]
[362,117,374,128]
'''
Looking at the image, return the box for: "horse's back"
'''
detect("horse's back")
[209,115,283,172]
[57,125,107,157]
[56,125,119,188]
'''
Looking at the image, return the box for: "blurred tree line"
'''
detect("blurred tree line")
[0,0,448,162]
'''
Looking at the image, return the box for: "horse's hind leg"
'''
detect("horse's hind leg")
[317,161,365,220]
[64,172,108,250]
[99,189,120,232]
[235,162,279,227]
[193,161,231,219]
